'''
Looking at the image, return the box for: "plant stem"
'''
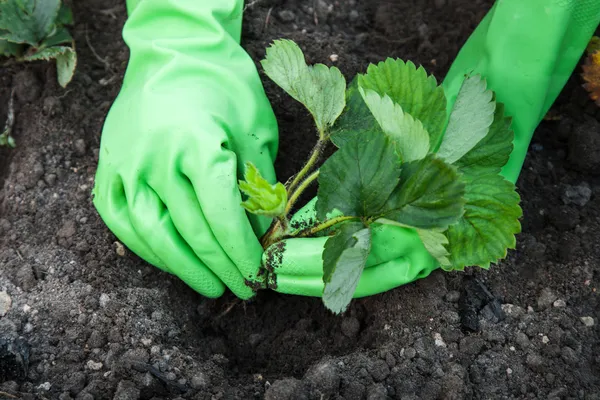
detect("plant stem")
[285,170,319,214]
[294,216,359,238]
[287,139,326,195]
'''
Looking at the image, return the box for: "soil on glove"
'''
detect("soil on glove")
[1,0,600,399]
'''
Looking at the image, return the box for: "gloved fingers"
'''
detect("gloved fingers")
[158,173,257,299]
[183,143,264,283]
[273,254,437,298]
[126,183,226,298]
[92,173,169,273]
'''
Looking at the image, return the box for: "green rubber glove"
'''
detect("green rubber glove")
[267,0,600,298]
[92,0,279,299]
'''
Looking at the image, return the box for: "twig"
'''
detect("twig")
[243,0,264,11]
[264,7,274,32]
[85,25,113,72]
[217,299,241,318]
[0,390,19,399]
[96,6,120,19]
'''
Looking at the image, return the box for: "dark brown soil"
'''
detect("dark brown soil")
[1,0,600,399]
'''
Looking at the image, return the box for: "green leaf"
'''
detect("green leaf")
[416,228,451,269]
[261,39,346,134]
[360,88,430,162]
[446,173,522,270]
[330,77,379,147]
[56,2,73,25]
[380,154,465,229]
[55,46,76,87]
[0,39,22,57]
[238,162,287,218]
[358,58,447,149]
[455,101,514,178]
[22,45,76,87]
[436,74,496,164]
[40,26,72,48]
[0,0,61,46]
[322,223,371,314]
[317,130,401,220]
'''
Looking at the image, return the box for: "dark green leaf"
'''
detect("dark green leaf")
[0,38,22,57]
[330,77,379,147]
[381,154,465,229]
[40,26,72,48]
[446,173,522,270]
[56,2,73,25]
[322,223,371,314]
[317,130,401,220]
[455,101,514,178]
[358,58,447,150]
[0,0,61,45]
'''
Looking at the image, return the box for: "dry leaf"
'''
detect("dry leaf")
[582,50,600,106]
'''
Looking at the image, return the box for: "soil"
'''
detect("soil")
[1,0,600,399]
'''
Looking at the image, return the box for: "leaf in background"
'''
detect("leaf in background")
[358,58,447,149]
[238,162,287,218]
[57,2,73,25]
[317,130,401,220]
[23,45,76,87]
[582,50,600,106]
[40,26,72,48]
[0,0,61,45]
[360,88,430,162]
[381,154,465,229]
[330,77,379,147]
[445,173,522,270]
[261,39,346,134]
[436,74,496,164]
[0,39,22,57]
[322,223,371,314]
[454,101,513,178]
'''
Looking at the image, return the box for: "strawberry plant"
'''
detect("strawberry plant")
[240,39,522,314]
[0,0,77,88]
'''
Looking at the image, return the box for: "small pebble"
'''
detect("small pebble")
[0,291,12,317]
[277,9,296,22]
[190,373,209,390]
[553,299,566,308]
[23,323,34,333]
[506,368,513,375]
[115,242,126,256]
[86,360,103,371]
[404,347,416,359]
[99,293,110,308]
[329,54,339,62]
[541,335,549,344]
[581,316,595,327]
[445,290,460,303]
[433,332,446,348]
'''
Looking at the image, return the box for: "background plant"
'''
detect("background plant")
[0,0,77,88]
[240,39,522,314]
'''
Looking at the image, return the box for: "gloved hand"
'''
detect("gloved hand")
[267,0,600,298]
[92,0,279,299]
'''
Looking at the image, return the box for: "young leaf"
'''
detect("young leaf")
[436,75,496,164]
[322,223,371,314]
[445,173,522,270]
[261,39,346,134]
[239,162,287,218]
[358,58,447,149]
[0,0,61,46]
[0,39,22,57]
[360,88,430,162]
[23,45,76,87]
[380,154,465,229]
[317,131,401,220]
[454,101,513,178]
